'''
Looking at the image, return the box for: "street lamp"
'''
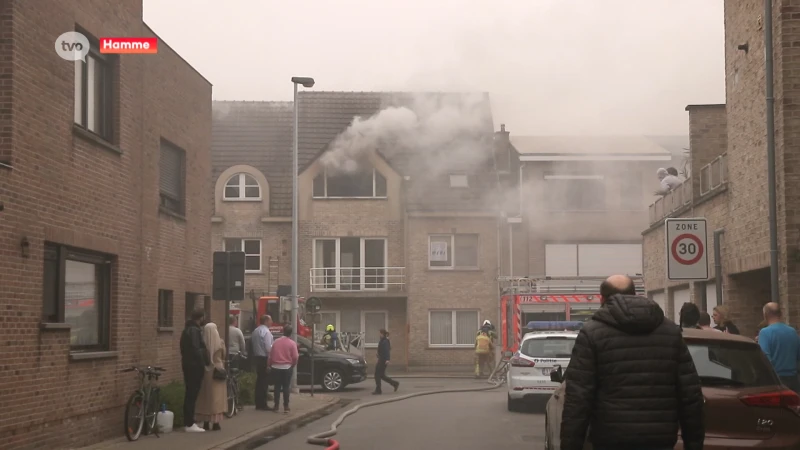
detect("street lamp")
[290,76,314,392]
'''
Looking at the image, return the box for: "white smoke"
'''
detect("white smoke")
[319,92,494,176]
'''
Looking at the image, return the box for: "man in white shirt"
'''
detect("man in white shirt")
[251,315,274,410]
[655,167,682,195]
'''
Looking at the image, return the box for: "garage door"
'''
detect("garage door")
[651,291,666,312]
[577,244,642,277]
[672,288,690,323]
[545,244,578,277]
[705,282,719,326]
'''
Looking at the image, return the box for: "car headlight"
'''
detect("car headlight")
[346,358,360,365]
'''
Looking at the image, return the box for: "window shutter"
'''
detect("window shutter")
[159,143,182,199]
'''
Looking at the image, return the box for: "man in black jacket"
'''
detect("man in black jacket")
[560,275,704,450]
[372,329,399,395]
[180,308,210,432]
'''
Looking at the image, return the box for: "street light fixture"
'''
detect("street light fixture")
[290,76,314,392]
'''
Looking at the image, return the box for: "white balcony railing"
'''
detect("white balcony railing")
[648,178,693,224]
[699,154,728,195]
[309,267,406,292]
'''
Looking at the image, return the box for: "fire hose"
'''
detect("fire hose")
[306,376,505,449]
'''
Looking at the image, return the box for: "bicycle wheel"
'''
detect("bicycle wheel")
[144,389,160,436]
[124,391,145,441]
[225,380,236,418]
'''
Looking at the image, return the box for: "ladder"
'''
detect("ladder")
[267,256,280,295]
[497,276,645,295]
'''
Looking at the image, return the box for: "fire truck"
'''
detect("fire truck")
[230,295,312,339]
[497,276,645,353]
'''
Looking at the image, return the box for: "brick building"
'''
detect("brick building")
[642,0,800,336]
[211,92,503,368]
[0,1,213,448]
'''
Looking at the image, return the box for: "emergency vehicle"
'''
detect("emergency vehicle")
[497,276,645,353]
[230,295,311,339]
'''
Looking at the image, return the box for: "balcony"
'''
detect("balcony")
[309,267,406,293]
[648,153,727,224]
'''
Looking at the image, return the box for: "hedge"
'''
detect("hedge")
[159,371,262,428]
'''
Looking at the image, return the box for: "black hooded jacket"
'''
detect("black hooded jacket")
[560,294,704,450]
[180,320,210,370]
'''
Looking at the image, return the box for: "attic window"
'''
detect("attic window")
[313,168,387,198]
[449,174,469,188]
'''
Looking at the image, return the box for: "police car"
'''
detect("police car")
[507,321,581,411]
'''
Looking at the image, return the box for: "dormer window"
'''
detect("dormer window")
[449,174,469,188]
[224,173,261,200]
[313,168,387,198]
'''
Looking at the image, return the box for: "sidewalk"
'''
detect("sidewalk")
[73,394,338,450]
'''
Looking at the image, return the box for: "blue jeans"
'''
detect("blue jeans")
[272,367,293,408]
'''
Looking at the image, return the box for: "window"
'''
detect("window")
[315,311,341,342]
[362,311,388,347]
[224,238,262,272]
[428,234,479,269]
[42,243,111,350]
[449,174,469,188]
[619,175,643,210]
[313,168,387,198]
[688,342,778,388]
[159,140,186,215]
[520,336,575,358]
[312,237,387,290]
[74,31,113,141]
[429,310,479,347]
[158,290,173,328]
[544,175,606,211]
[224,173,261,200]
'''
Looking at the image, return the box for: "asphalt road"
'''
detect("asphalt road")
[264,378,547,450]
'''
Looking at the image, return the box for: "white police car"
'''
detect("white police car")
[507,329,578,411]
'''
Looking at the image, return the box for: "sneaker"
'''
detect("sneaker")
[283,406,290,414]
[185,424,205,433]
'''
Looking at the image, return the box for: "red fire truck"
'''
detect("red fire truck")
[230,296,311,339]
[497,276,645,353]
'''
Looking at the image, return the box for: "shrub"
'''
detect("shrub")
[238,372,257,405]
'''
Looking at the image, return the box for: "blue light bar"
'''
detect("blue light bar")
[525,321,584,331]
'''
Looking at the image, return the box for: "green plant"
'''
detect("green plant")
[238,371,257,405]
[159,381,185,429]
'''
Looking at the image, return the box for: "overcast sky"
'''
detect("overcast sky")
[143,0,724,136]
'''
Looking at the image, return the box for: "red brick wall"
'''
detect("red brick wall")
[0,1,211,448]
[0,0,11,163]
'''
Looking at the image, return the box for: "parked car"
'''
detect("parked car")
[507,330,578,411]
[544,328,800,450]
[296,335,367,392]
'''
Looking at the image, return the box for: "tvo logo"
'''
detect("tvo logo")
[55,31,90,62]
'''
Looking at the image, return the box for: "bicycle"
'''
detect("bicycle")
[122,365,165,441]
[488,352,511,385]
[226,352,247,418]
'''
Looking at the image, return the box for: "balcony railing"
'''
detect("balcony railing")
[699,154,728,195]
[309,267,406,292]
[649,178,693,224]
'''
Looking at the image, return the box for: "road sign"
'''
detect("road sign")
[212,251,245,301]
[306,296,322,313]
[666,218,709,280]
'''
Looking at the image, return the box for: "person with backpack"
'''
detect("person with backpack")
[321,324,340,351]
[180,308,211,433]
[474,331,494,378]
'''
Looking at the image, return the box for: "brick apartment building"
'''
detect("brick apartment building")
[642,0,800,336]
[494,133,680,322]
[211,92,503,369]
[0,1,214,448]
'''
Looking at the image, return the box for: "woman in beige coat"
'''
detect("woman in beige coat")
[195,322,227,430]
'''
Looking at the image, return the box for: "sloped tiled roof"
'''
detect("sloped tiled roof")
[212,101,294,216]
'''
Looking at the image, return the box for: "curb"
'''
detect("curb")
[390,374,475,379]
[210,395,340,450]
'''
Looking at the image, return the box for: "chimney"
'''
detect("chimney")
[500,124,506,132]
[494,124,511,172]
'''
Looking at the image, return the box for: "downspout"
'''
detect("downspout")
[765,0,780,303]
[714,229,725,306]
[403,175,410,372]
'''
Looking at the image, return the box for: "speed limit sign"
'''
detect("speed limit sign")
[666,218,709,280]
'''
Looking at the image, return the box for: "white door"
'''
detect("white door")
[672,288,690,323]
[705,282,719,326]
[651,291,666,312]
[545,244,578,277]
[577,244,642,277]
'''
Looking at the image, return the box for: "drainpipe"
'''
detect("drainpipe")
[765,0,780,303]
[403,175,410,372]
[714,229,725,305]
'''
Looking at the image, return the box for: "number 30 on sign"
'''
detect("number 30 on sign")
[665,218,709,281]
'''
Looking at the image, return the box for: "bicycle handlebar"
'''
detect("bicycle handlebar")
[122,366,166,374]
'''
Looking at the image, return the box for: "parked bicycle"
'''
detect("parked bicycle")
[122,366,165,441]
[225,352,247,418]
[488,351,512,385]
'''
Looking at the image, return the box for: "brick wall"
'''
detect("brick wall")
[0,1,212,448]
[686,105,727,197]
[0,0,10,163]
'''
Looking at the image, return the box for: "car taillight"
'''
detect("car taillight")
[740,390,800,416]
[510,356,535,367]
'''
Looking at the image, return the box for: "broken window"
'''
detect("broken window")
[313,168,387,198]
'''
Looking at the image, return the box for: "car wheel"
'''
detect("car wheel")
[322,369,345,392]
[507,394,520,412]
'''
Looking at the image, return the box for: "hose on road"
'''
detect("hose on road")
[306,377,505,449]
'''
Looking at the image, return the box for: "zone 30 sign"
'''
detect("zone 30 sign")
[665,218,709,281]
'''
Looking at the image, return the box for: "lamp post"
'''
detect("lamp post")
[290,76,314,392]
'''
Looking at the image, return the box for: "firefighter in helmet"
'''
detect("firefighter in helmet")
[477,319,496,343]
[474,330,494,377]
[321,324,340,351]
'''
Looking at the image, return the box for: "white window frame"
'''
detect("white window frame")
[313,168,388,199]
[311,237,388,291]
[449,174,469,188]
[315,310,341,342]
[361,310,388,348]
[428,234,480,270]
[428,309,480,348]
[223,238,262,273]
[223,173,262,201]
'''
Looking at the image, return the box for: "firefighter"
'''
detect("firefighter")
[477,319,496,343]
[320,324,340,351]
[474,331,494,378]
